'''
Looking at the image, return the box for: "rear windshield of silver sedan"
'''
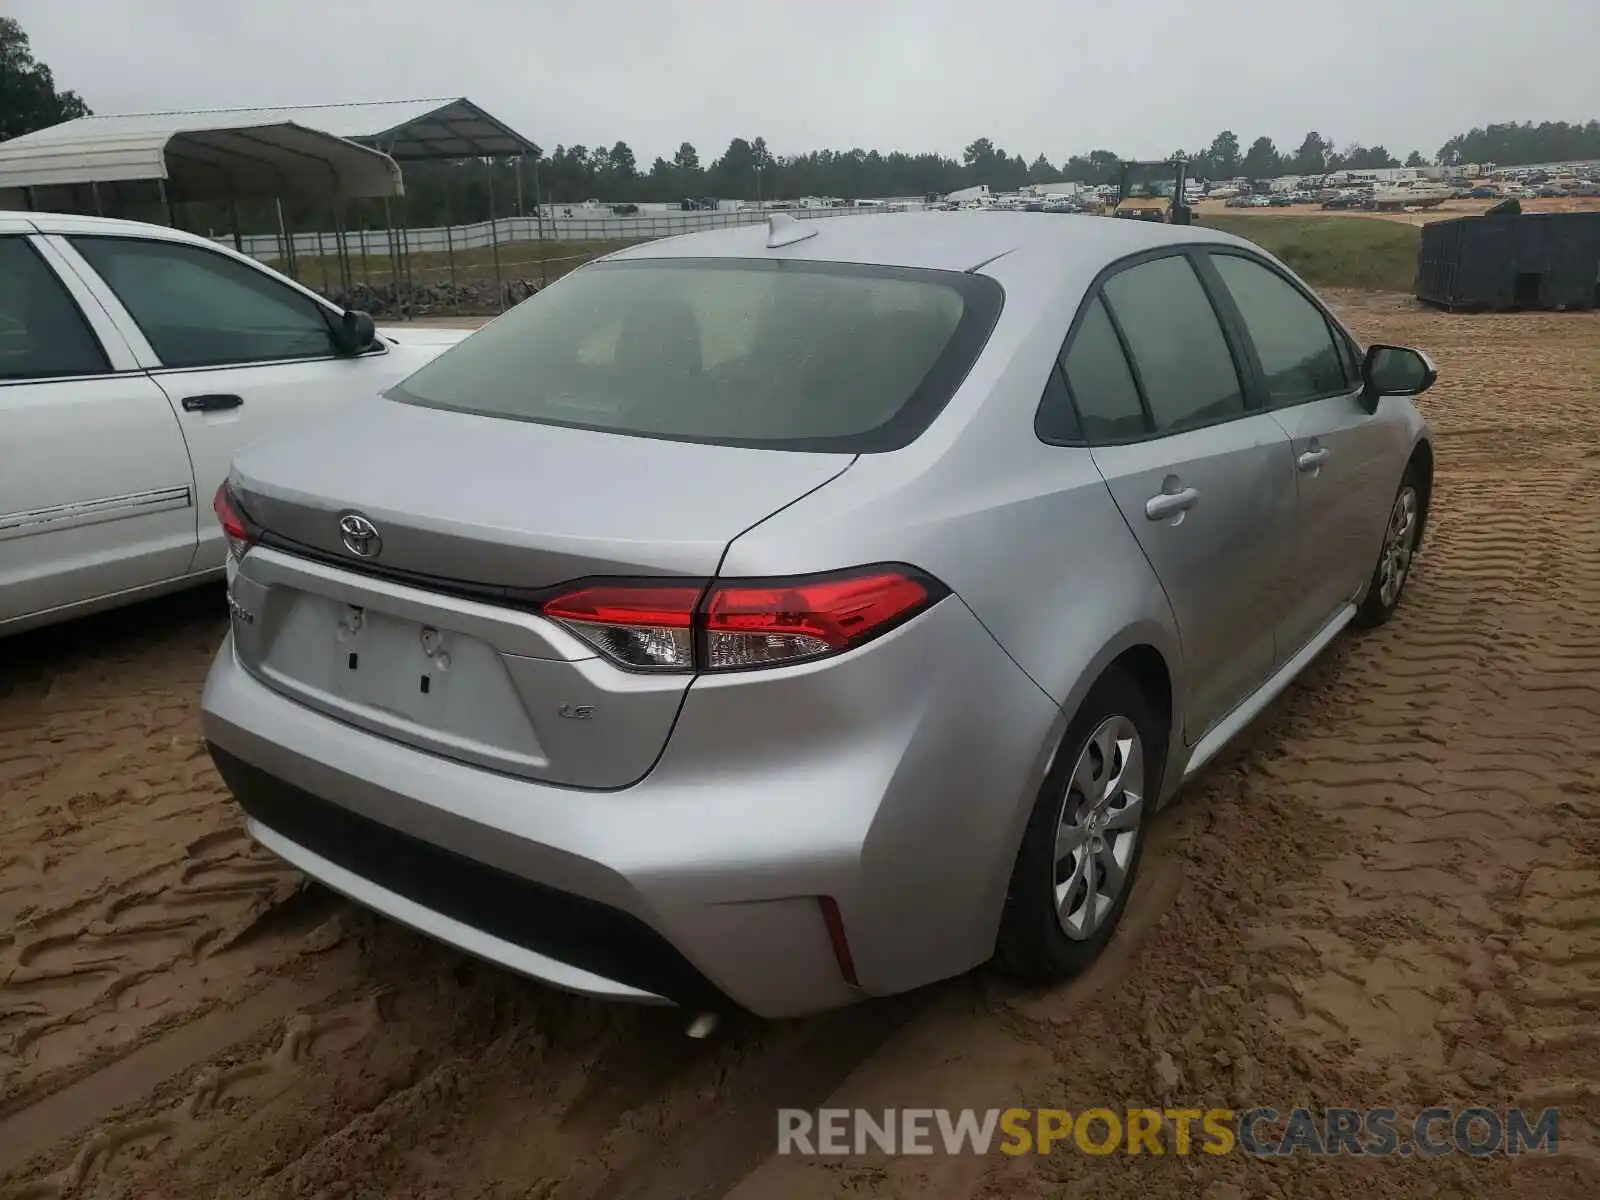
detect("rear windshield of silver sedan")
[385,258,1004,452]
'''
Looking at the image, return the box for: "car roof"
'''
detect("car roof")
[0,209,349,313]
[8,206,1259,278]
[603,210,1253,276]
[0,208,229,252]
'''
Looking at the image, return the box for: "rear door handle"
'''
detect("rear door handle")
[1144,486,1200,521]
[1297,447,1330,471]
[181,393,244,413]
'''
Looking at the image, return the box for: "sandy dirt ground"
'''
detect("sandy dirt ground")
[2,297,1598,1199]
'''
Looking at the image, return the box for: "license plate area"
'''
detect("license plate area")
[256,591,547,771]
[333,604,462,719]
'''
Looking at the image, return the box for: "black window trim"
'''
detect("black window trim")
[0,234,114,386]
[1181,249,1267,413]
[1036,244,1258,449]
[1035,359,1084,443]
[1195,246,1364,411]
[1334,322,1363,386]
[1328,303,1365,387]
[1094,294,1158,435]
[386,255,1006,455]
[65,233,387,374]
[144,339,390,379]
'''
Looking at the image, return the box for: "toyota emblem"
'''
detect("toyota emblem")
[338,512,382,559]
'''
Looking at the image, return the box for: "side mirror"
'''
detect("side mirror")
[1359,343,1436,413]
[335,309,377,356]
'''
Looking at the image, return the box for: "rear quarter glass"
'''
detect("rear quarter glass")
[385,258,1004,453]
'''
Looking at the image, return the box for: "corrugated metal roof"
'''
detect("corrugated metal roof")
[0,117,403,201]
[305,97,540,159]
[0,98,537,200]
[8,98,536,160]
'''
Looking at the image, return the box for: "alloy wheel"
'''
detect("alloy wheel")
[1053,715,1144,940]
[1378,485,1419,608]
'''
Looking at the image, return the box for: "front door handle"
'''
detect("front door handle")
[1297,447,1330,472]
[1145,486,1200,521]
[181,393,244,413]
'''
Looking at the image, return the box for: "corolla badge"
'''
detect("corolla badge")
[338,512,383,559]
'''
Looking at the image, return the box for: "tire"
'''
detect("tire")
[994,667,1165,983]
[1354,464,1424,629]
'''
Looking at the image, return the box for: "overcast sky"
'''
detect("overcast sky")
[12,0,1599,163]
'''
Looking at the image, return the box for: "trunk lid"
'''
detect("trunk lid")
[229,398,851,587]
[225,398,854,788]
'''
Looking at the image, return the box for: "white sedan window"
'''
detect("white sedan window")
[70,236,337,369]
[0,237,109,381]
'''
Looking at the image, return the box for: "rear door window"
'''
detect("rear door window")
[1102,255,1245,435]
[1061,297,1148,442]
[0,237,110,381]
[1034,362,1083,443]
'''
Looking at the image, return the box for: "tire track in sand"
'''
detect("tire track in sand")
[1,306,1597,1200]
[0,592,351,1167]
[1245,311,1600,1167]
[2,983,379,1197]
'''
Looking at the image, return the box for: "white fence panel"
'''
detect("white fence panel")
[224,204,916,263]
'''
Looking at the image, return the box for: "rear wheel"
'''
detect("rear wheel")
[994,669,1163,982]
[1354,465,1423,628]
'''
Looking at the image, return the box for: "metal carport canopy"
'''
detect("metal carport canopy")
[0,112,407,203]
[272,97,541,160]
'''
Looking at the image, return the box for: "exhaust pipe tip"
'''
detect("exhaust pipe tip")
[685,1012,720,1039]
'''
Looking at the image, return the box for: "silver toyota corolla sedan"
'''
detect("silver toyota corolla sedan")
[201,211,1436,1018]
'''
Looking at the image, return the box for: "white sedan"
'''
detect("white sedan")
[0,210,472,634]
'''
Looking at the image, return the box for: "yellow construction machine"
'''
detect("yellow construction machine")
[1110,158,1194,224]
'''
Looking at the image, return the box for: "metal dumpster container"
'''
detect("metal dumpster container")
[1416,211,1600,311]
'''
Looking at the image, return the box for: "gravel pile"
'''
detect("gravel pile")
[319,278,541,317]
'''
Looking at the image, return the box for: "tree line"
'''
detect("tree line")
[4,16,1598,234]
[0,17,89,142]
[525,122,1600,208]
[1437,121,1600,168]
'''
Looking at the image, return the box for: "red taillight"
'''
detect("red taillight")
[702,569,933,671]
[542,584,701,672]
[818,897,860,988]
[538,566,941,674]
[213,484,253,560]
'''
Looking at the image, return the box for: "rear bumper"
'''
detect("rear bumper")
[210,745,706,1006]
[200,598,1061,1018]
